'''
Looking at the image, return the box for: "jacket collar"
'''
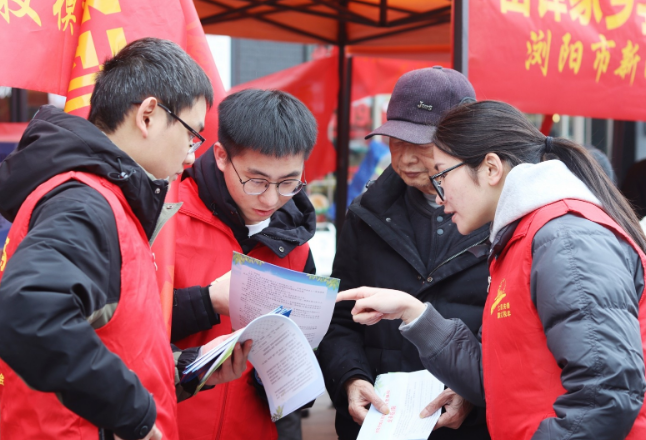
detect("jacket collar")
[357,165,408,213]
[0,105,167,240]
[183,146,315,254]
[491,160,601,244]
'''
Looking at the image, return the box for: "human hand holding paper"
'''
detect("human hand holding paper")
[356,371,444,440]
[345,378,390,425]
[202,337,252,387]
[421,388,473,430]
[183,306,325,419]
[336,287,427,325]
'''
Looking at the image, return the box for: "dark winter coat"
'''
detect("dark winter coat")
[317,166,491,440]
[0,106,197,439]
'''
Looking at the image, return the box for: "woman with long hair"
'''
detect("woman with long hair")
[338,100,646,440]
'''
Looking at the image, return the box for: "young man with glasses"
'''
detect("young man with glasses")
[0,38,251,440]
[167,89,317,440]
[317,67,492,440]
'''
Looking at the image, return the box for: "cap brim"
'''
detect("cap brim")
[365,120,436,145]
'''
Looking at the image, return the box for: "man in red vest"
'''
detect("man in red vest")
[168,89,318,440]
[0,38,250,440]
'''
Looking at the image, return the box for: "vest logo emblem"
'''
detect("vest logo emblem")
[491,279,511,319]
[0,237,9,272]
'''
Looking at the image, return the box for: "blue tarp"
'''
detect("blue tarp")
[328,139,390,221]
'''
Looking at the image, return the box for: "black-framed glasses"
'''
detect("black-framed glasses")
[156,103,205,154]
[430,162,465,201]
[132,101,205,154]
[230,159,306,196]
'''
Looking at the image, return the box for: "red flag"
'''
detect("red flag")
[0,0,227,336]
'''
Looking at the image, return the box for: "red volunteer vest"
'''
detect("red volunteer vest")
[173,177,310,440]
[0,172,179,440]
[483,199,646,439]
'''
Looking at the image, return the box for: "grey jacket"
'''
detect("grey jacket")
[400,161,646,440]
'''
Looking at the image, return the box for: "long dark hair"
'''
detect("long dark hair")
[434,100,646,251]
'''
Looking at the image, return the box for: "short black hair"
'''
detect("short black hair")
[218,89,317,159]
[88,37,214,132]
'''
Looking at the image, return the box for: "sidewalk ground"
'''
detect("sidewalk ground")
[302,390,337,440]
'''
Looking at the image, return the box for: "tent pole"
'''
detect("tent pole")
[452,0,468,75]
[334,46,352,243]
[10,88,28,122]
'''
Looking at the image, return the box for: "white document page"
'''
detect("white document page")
[357,370,445,440]
[229,252,338,348]
[238,314,325,421]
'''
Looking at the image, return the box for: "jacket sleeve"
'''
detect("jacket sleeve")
[303,248,316,275]
[317,210,375,413]
[0,188,156,440]
[399,304,486,407]
[171,344,211,402]
[171,286,220,343]
[530,214,646,440]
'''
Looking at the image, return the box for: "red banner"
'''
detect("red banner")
[469,0,646,121]
[0,0,227,337]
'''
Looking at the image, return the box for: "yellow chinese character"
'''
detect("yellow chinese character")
[637,3,646,34]
[559,33,584,74]
[501,0,531,17]
[0,373,4,385]
[53,0,77,35]
[0,0,41,25]
[569,0,602,25]
[591,34,616,82]
[508,310,512,317]
[614,41,640,85]
[539,0,568,21]
[606,0,634,30]
[0,237,9,272]
[526,30,552,76]
[497,312,501,319]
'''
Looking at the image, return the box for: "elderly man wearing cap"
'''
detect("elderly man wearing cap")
[317,67,491,440]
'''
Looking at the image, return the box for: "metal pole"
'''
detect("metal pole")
[612,120,636,184]
[10,88,28,122]
[334,46,352,242]
[452,0,469,76]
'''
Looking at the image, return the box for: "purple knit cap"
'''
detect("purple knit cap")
[366,66,476,145]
